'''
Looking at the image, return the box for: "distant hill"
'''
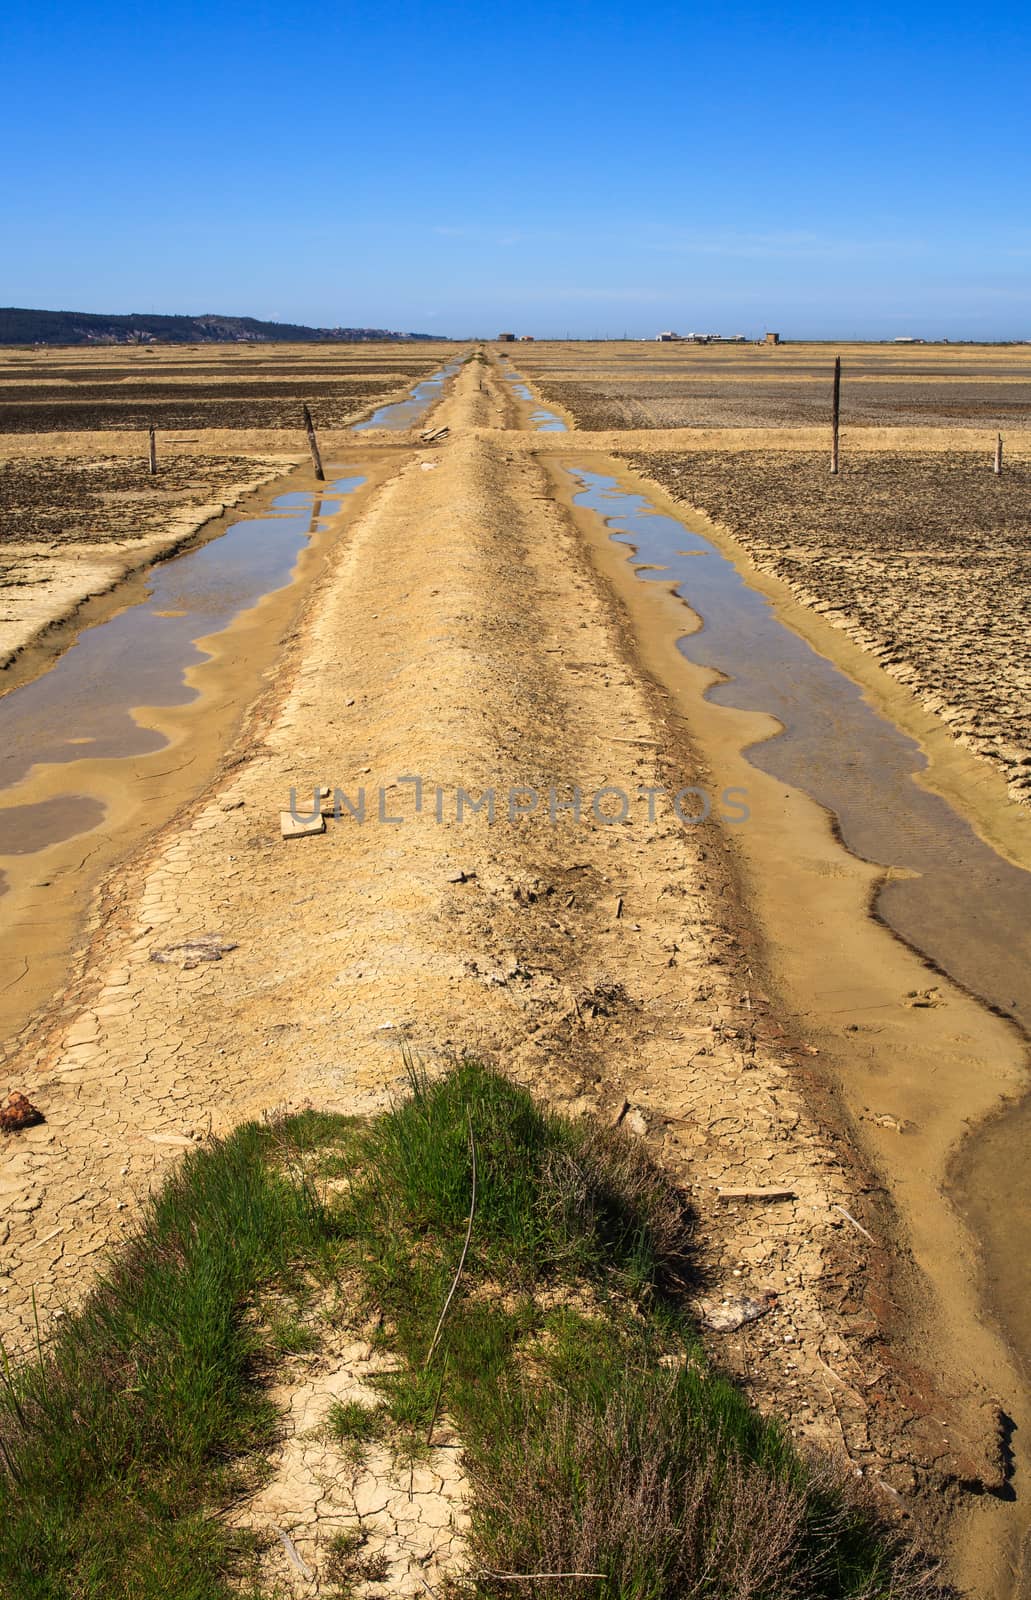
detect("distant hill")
[0,308,446,347]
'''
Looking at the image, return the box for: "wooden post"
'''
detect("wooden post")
[830,356,841,475]
[302,404,325,481]
[148,425,157,476]
[994,433,1003,476]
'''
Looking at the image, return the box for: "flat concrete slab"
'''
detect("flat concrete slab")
[280,811,326,840]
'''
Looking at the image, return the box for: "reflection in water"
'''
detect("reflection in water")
[505,370,567,431]
[0,795,106,856]
[569,460,1031,1422]
[568,467,1031,1032]
[354,363,462,431]
[0,474,366,854]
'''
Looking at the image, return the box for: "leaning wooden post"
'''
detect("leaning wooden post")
[302,404,325,481]
[994,433,1003,476]
[830,356,841,475]
[148,425,157,476]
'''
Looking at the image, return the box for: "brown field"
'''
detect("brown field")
[620,448,1031,804]
[516,338,1031,430]
[0,341,446,431]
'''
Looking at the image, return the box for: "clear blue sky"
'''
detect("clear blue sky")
[3,0,1029,339]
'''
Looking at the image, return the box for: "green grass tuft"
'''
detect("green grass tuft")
[0,1061,939,1600]
[326,1397,385,1444]
[0,1120,343,1600]
[334,1062,937,1600]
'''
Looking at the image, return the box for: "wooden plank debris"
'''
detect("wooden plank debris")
[716,1186,796,1202]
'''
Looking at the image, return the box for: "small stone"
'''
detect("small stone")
[698,1294,773,1333]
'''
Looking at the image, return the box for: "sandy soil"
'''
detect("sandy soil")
[1,351,1029,1592]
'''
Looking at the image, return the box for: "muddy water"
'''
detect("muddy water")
[567,467,1031,1372]
[568,471,1031,1029]
[354,362,462,430]
[0,796,106,857]
[0,477,363,860]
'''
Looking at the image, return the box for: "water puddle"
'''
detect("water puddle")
[568,467,1031,1031]
[0,795,106,855]
[354,363,462,431]
[0,474,366,858]
[530,408,567,432]
[505,371,567,431]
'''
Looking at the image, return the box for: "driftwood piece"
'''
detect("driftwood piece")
[833,1202,877,1243]
[716,1186,796,1202]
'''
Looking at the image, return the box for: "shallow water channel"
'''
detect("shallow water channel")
[568,464,1031,1376]
[0,475,364,864]
[504,370,567,431]
[354,362,462,431]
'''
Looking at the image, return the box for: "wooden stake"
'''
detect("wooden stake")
[148,425,157,476]
[994,433,1003,476]
[830,356,841,475]
[302,404,325,481]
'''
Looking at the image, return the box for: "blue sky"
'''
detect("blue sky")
[3,0,1029,338]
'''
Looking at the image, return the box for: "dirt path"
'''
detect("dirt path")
[0,354,1025,1593]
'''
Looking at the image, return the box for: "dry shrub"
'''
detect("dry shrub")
[467,1378,935,1600]
[544,1121,693,1288]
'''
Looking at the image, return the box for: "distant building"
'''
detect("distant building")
[519,334,535,342]
[497,332,516,342]
[765,331,780,345]
[656,330,681,342]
